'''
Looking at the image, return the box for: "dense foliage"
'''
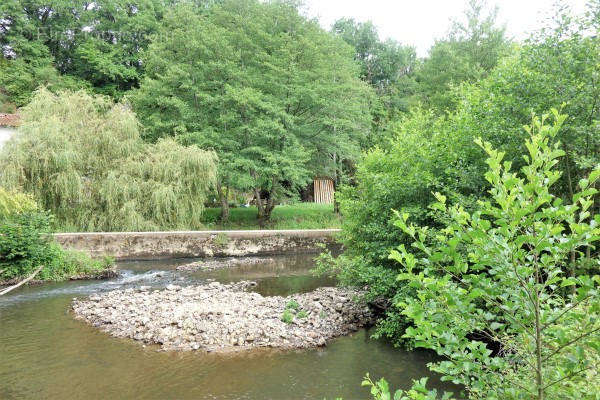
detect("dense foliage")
[415,0,510,112]
[0,186,37,218]
[325,2,600,347]
[390,113,600,399]
[1,0,164,104]
[332,18,418,147]
[131,0,372,223]
[0,188,112,282]
[0,89,217,231]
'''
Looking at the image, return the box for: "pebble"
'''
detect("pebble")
[72,281,372,353]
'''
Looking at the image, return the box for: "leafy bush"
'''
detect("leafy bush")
[361,374,454,400]
[390,112,600,399]
[317,108,486,345]
[0,210,57,280]
[0,89,217,232]
[0,187,112,282]
[0,187,37,219]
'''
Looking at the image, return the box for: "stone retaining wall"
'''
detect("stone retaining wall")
[54,229,340,260]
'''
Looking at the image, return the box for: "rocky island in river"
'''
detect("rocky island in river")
[72,281,373,352]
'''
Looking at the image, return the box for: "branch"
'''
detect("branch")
[541,294,594,331]
[541,365,594,391]
[0,266,44,296]
[542,325,600,363]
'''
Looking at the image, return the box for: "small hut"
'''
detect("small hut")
[312,177,334,204]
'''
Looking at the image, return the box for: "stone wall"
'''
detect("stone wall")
[54,229,341,260]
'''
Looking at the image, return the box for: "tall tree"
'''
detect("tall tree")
[0,0,221,105]
[131,0,372,224]
[0,89,217,231]
[332,18,416,94]
[332,18,417,147]
[416,0,510,112]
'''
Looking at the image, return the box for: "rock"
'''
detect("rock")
[71,281,373,353]
[176,257,276,272]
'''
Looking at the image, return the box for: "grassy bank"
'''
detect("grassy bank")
[0,248,115,286]
[202,203,341,230]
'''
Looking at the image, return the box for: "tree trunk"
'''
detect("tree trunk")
[253,177,277,228]
[253,186,266,227]
[216,180,229,223]
[264,191,276,221]
[333,152,341,214]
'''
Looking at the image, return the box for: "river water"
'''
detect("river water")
[0,254,457,399]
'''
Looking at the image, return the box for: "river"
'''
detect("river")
[0,254,457,399]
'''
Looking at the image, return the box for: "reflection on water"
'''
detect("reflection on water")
[0,254,458,399]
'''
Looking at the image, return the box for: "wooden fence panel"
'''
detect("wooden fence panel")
[314,179,334,204]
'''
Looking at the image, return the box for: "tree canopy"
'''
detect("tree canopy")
[416,0,510,112]
[0,89,217,231]
[0,0,225,106]
[130,0,372,222]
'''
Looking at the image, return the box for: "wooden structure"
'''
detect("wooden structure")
[313,178,334,204]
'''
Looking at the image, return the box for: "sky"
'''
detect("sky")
[303,0,588,56]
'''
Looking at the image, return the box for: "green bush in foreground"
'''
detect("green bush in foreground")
[0,188,112,282]
[383,112,600,399]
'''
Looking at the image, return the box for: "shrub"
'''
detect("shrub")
[0,210,57,280]
[0,187,113,282]
[0,187,38,219]
[286,299,300,310]
[361,374,454,400]
[390,112,600,399]
[317,108,486,345]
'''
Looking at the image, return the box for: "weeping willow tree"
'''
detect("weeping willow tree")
[0,89,217,231]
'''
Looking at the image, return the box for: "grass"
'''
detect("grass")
[281,309,294,324]
[201,203,341,230]
[0,247,115,285]
[286,299,300,310]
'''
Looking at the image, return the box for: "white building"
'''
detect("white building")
[0,113,19,148]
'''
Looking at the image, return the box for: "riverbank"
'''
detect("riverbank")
[0,267,118,287]
[72,280,373,352]
[0,250,116,287]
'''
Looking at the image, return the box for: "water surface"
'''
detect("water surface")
[0,254,457,399]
